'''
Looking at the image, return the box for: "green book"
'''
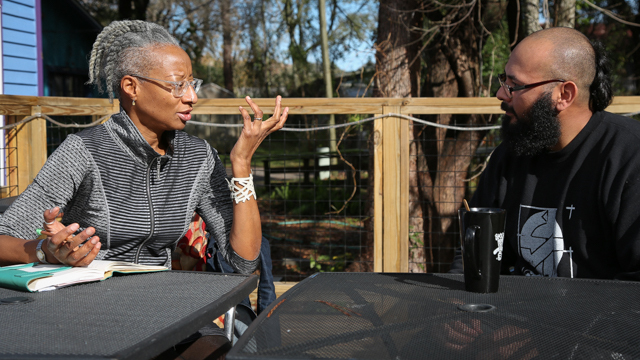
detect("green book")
[0,260,168,292]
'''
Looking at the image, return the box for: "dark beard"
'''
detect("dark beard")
[500,92,561,157]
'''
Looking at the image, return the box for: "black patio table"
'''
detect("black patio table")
[0,271,257,360]
[227,272,640,360]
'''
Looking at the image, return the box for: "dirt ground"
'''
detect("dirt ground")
[260,215,373,281]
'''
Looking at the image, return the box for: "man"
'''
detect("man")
[451,27,640,280]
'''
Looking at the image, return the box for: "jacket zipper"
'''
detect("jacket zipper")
[134,157,161,264]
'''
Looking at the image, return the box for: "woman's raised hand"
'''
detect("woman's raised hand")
[41,207,101,266]
[231,96,289,175]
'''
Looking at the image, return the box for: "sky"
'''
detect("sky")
[310,40,375,73]
[299,0,377,73]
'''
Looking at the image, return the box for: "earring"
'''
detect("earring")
[132,99,136,106]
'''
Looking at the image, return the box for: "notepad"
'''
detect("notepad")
[0,260,168,292]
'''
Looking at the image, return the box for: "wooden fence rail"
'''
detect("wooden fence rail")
[2,94,640,272]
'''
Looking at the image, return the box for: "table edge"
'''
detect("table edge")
[114,272,258,360]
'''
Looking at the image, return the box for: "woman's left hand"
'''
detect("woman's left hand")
[230,95,289,173]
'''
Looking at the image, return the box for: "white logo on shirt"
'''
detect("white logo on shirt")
[517,205,564,277]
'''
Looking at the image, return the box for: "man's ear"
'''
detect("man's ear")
[120,75,138,101]
[556,81,578,112]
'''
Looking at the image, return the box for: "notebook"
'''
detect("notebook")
[0,260,168,292]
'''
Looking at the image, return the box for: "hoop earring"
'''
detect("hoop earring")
[132,99,136,106]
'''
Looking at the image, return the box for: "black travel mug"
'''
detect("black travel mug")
[458,207,506,293]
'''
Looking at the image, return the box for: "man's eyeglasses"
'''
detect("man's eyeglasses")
[131,74,203,98]
[498,73,565,99]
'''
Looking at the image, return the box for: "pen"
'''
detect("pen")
[35,228,94,253]
[36,228,55,237]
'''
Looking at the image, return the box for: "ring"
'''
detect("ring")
[44,220,55,225]
[254,117,262,121]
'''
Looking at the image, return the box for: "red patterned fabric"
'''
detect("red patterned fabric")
[172,214,208,271]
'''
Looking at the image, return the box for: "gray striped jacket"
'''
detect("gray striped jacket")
[0,109,258,274]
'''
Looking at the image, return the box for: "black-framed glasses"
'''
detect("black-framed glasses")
[498,73,565,99]
[131,74,203,98]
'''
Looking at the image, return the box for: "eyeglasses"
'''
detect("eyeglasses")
[498,73,565,99]
[130,74,203,98]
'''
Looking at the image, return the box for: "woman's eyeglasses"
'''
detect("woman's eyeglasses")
[498,73,565,99]
[131,74,203,98]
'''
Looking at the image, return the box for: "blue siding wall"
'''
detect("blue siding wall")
[3,0,40,96]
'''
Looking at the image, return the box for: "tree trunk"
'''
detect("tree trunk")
[554,0,575,27]
[372,0,503,273]
[247,0,267,97]
[133,0,149,20]
[374,0,421,98]
[221,0,234,93]
[508,0,542,49]
[522,0,542,34]
[119,0,133,19]
[260,0,270,97]
[284,0,306,92]
[507,0,521,49]
[319,0,337,161]
[631,12,640,94]
[410,0,491,273]
[634,13,640,95]
[118,0,148,20]
[367,0,421,272]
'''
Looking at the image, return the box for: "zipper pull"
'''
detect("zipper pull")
[157,157,161,180]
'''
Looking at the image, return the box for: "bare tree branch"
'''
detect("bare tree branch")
[580,0,640,27]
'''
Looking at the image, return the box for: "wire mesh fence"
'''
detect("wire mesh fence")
[0,112,504,282]
[185,111,502,279]
[46,116,95,156]
[408,120,501,274]
[0,121,17,198]
[0,109,501,279]
[8,95,589,280]
[186,113,373,281]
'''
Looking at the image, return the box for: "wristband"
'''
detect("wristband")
[226,173,257,204]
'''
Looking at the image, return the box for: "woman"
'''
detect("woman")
[0,20,287,275]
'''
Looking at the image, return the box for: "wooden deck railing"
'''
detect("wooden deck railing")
[2,94,640,272]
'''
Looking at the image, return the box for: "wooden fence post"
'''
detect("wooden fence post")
[375,106,409,272]
[373,114,383,272]
[399,107,409,272]
[5,108,48,195]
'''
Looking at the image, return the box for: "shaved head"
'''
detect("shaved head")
[520,27,595,104]
[513,27,612,111]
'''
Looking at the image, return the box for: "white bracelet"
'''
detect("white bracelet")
[226,173,257,204]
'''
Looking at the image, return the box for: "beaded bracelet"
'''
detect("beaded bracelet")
[226,173,257,203]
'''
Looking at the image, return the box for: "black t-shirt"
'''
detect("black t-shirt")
[454,111,640,280]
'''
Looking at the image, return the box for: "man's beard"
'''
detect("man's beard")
[500,92,561,157]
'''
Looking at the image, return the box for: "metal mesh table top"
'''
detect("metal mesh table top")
[0,271,257,360]
[229,273,640,360]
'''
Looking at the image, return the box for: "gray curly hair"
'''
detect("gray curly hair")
[87,20,180,102]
